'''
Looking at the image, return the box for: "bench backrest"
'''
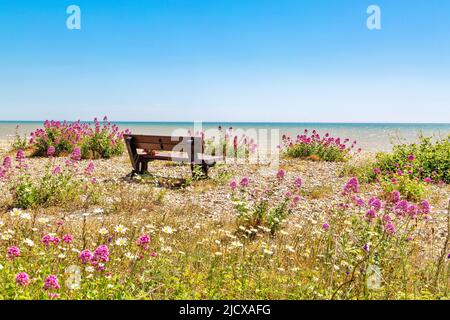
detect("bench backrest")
[124,134,205,164]
[124,134,203,152]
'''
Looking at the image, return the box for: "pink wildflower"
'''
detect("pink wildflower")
[93,245,110,263]
[229,179,237,190]
[51,237,60,245]
[84,162,95,175]
[342,177,359,195]
[16,272,30,286]
[389,190,401,203]
[3,156,12,168]
[368,197,382,212]
[322,223,330,231]
[16,149,25,162]
[385,222,396,235]
[71,147,81,161]
[239,176,249,187]
[42,234,59,246]
[293,177,302,188]
[52,165,62,175]
[394,200,409,217]
[419,200,431,215]
[137,234,151,250]
[43,275,60,290]
[352,195,365,207]
[62,234,73,244]
[7,246,20,260]
[407,204,419,218]
[79,250,93,264]
[47,146,56,157]
[365,209,377,220]
[276,169,286,180]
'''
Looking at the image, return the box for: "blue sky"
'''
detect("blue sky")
[0,0,449,122]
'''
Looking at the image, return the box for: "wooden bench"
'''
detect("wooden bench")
[124,134,223,177]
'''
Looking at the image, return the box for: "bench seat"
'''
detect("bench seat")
[139,151,223,164]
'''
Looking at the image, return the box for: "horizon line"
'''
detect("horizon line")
[1,120,450,125]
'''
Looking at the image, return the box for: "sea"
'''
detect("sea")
[1,121,449,152]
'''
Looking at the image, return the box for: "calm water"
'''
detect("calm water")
[1,121,450,151]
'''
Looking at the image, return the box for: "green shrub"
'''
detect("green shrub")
[4,151,99,209]
[10,126,28,151]
[29,117,128,159]
[230,170,299,235]
[374,135,450,184]
[11,168,94,209]
[380,173,426,202]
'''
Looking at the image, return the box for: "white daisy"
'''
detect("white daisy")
[115,237,128,246]
[20,212,32,220]
[161,246,173,253]
[114,224,128,234]
[125,252,137,260]
[37,217,50,224]
[85,266,95,273]
[285,245,295,253]
[9,208,22,217]
[162,226,174,234]
[230,241,243,249]
[23,238,35,247]
[93,208,104,214]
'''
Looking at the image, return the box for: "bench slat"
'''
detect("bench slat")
[125,134,193,145]
[134,142,192,152]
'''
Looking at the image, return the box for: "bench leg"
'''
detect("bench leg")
[190,162,209,179]
[140,160,148,174]
[127,170,138,178]
[201,162,209,177]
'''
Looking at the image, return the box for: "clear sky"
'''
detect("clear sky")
[0,0,449,122]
